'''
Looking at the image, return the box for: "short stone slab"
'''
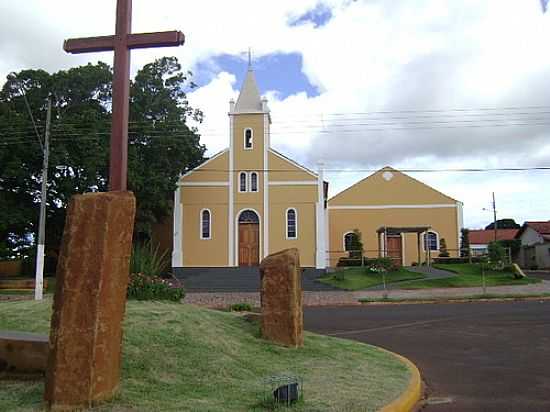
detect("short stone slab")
[0,331,49,379]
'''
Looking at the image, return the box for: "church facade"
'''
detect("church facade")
[169,66,462,272]
[172,67,327,272]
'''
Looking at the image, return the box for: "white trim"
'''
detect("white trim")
[401,233,406,265]
[269,180,317,186]
[228,114,234,266]
[179,181,229,187]
[172,186,183,267]
[238,171,248,192]
[422,230,440,252]
[285,207,298,240]
[328,204,458,210]
[250,171,259,192]
[200,208,212,240]
[263,113,269,258]
[180,149,228,179]
[244,128,253,150]
[316,163,326,269]
[235,208,262,266]
[269,148,318,178]
[456,201,463,255]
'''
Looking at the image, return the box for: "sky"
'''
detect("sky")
[1,0,549,229]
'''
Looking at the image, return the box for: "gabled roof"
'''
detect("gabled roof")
[515,221,550,239]
[328,166,459,205]
[234,68,263,113]
[469,229,519,245]
[269,148,318,178]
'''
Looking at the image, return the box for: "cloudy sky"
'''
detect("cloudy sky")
[1,0,549,229]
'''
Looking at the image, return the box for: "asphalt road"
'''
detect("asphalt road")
[304,301,550,411]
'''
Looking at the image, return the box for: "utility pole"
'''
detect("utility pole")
[35,94,52,300]
[492,192,497,243]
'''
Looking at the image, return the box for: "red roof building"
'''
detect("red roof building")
[469,229,519,245]
[515,221,550,269]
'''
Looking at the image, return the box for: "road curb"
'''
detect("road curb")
[378,348,423,412]
[360,295,550,306]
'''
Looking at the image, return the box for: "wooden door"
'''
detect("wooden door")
[386,236,403,266]
[239,223,259,266]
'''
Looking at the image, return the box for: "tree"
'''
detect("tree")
[460,228,470,257]
[488,241,505,269]
[439,238,450,258]
[348,229,364,259]
[0,57,205,261]
[485,219,520,230]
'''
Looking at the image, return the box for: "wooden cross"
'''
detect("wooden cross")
[63,0,185,191]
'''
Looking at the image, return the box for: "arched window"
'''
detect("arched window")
[344,232,358,252]
[244,128,253,149]
[239,172,247,192]
[424,231,438,251]
[286,208,297,239]
[250,172,258,192]
[200,209,211,239]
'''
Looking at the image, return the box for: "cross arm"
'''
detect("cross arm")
[127,31,185,49]
[64,35,116,54]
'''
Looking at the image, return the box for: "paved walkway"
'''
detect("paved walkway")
[184,280,550,307]
[357,279,550,300]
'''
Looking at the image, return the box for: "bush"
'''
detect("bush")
[439,238,450,258]
[130,241,169,277]
[433,257,483,264]
[336,257,363,267]
[229,302,252,312]
[127,273,184,301]
[364,257,398,272]
[488,241,505,269]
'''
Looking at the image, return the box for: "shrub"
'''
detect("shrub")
[433,257,483,264]
[336,257,363,267]
[230,302,252,312]
[130,240,169,277]
[488,241,505,269]
[127,273,184,302]
[439,238,450,258]
[364,257,398,272]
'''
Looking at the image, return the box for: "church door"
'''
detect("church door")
[238,210,260,266]
[386,235,403,267]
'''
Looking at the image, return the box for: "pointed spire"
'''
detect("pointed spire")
[233,59,263,113]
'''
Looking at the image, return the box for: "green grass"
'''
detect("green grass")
[318,267,426,291]
[0,299,410,412]
[397,264,541,289]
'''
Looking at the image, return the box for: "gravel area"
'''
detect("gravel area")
[183,291,360,308]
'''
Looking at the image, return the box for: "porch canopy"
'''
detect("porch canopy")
[376,226,431,265]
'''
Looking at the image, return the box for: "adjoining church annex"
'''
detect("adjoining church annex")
[170,65,463,273]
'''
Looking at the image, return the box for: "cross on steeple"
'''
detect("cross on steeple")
[63,0,185,191]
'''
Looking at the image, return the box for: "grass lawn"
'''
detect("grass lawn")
[397,263,541,289]
[318,267,426,291]
[0,299,410,411]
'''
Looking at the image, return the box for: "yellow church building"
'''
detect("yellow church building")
[172,65,327,274]
[170,66,462,274]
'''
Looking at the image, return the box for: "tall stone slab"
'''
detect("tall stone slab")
[44,192,136,411]
[260,248,304,348]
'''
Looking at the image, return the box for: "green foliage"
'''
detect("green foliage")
[460,228,470,257]
[127,273,184,301]
[130,240,169,277]
[347,229,364,258]
[229,302,252,312]
[485,218,520,230]
[488,241,506,269]
[364,257,398,272]
[336,257,363,267]
[439,238,450,258]
[0,57,205,258]
[498,239,521,258]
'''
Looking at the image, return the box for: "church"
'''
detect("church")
[171,65,327,275]
[168,65,462,274]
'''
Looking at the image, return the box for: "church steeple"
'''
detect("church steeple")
[233,66,263,113]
